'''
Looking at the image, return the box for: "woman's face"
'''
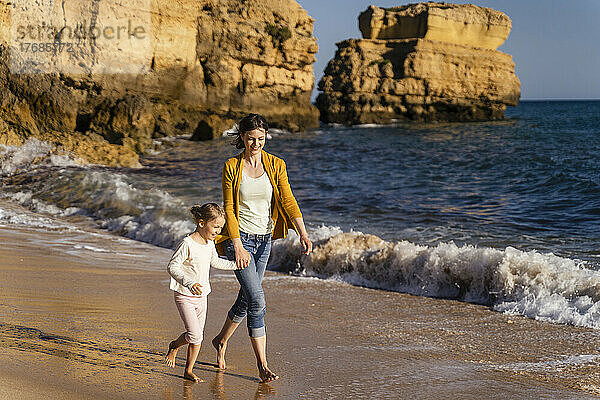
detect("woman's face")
[242,128,266,156]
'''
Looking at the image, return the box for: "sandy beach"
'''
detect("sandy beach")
[1,0,599,395]
[1,224,600,399]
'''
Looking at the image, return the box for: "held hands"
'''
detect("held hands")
[234,242,251,269]
[300,233,312,255]
[190,283,203,295]
[236,259,247,270]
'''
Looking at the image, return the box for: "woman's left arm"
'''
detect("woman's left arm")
[277,160,312,255]
[292,217,312,255]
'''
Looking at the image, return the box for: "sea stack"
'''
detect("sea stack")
[0,0,318,166]
[316,3,521,124]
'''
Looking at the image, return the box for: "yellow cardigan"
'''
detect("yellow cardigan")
[215,150,303,244]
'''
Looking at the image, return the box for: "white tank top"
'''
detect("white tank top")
[238,170,274,234]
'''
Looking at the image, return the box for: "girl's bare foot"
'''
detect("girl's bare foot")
[258,365,279,383]
[164,341,178,368]
[184,371,204,383]
[212,336,227,369]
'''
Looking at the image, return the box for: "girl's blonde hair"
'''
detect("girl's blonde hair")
[190,203,225,223]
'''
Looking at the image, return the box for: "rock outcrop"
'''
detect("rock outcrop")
[358,3,511,50]
[0,0,318,166]
[317,3,520,124]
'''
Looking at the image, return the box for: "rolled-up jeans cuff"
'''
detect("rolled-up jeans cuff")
[228,310,245,324]
[249,326,266,338]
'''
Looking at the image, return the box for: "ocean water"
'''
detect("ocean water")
[2,100,600,329]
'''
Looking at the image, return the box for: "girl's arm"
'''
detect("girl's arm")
[210,243,238,270]
[167,241,196,289]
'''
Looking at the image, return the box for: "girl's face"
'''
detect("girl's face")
[242,128,266,156]
[197,216,225,241]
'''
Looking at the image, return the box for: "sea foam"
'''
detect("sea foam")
[0,138,81,174]
[2,180,194,249]
[1,148,194,249]
[270,227,600,329]
[4,139,600,329]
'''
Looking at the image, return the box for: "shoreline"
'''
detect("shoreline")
[1,225,600,399]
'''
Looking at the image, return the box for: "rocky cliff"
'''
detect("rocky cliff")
[0,0,318,167]
[316,3,520,125]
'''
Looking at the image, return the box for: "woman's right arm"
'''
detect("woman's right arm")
[222,162,251,268]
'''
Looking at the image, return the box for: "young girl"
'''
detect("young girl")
[164,203,240,383]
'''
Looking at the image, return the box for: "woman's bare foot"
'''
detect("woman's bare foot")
[184,371,204,383]
[258,365,279,383]
[164,341,178,368]
[212,336,227,369]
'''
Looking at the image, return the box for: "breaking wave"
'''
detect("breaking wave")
[0,138,81,174]
[271,226,600,329]
[1,139,193,248]
[5,134,600,330]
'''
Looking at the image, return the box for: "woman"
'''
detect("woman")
[212,113,312,383]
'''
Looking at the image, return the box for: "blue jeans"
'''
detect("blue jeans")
[224,232,272,338]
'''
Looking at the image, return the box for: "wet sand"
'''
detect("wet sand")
[1,226,600,399]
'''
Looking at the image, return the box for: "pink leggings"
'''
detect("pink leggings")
[174,291,207,345]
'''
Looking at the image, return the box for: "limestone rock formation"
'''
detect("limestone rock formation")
[0,0,318,166]
[358,3,511,50]
[317,3,520,125]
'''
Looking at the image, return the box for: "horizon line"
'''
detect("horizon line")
[520,98,600,101]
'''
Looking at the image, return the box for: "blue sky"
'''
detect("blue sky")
[296,0,600,100]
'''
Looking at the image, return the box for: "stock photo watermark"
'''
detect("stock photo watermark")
[9,0,151,74]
